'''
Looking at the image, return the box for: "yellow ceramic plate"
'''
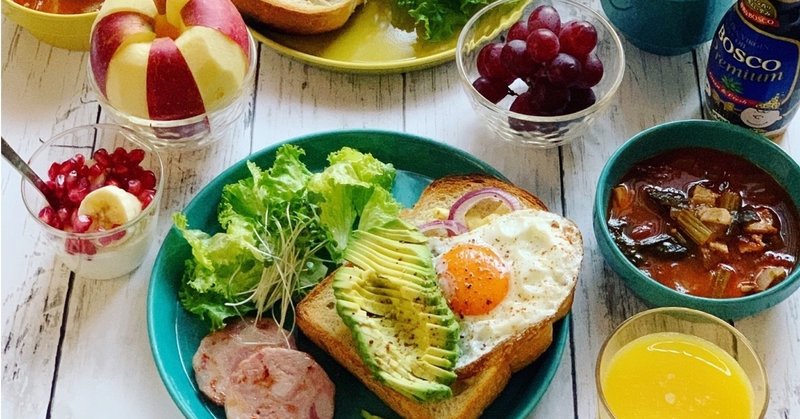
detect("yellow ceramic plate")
[247,0,459,74]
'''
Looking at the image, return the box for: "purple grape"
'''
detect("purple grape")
[509,91,539,131]
[559,20,598,57]
[510,91,537,115]
[501,39,536,78]
[528,80,571,115]
[576,53,604,88]
[547,53,582,87]
[507,21,530,42]
[472,77,509,103]
[526,28,560,63]
[477,43,514,81]
[565,87,597,113]
[528,5,561,34]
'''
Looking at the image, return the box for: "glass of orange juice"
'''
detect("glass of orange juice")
[596,307,768,419]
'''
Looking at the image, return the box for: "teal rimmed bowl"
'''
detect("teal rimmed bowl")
[593,120,800,320]
[148,129,570,418]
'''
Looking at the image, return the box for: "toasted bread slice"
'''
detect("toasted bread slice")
[297,275,522,419]
[233,0,363,35]
[400,174,548,226]
[402,174,579,377]
[297,174,582,418]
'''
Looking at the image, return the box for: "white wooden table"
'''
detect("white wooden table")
[2,1,799,417]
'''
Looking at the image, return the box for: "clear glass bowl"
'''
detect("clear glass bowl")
[456,0,625,148]
[88,32,257,150]
[21,124,165,279]
[596,307,768,419]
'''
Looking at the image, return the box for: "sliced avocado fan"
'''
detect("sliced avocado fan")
[333,219,460,402]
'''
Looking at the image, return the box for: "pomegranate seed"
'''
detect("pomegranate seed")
[65,170,80,190]
[139,189,155,208]
[67,185,89,204]
[71,153,85,168]
[66,238,97,255]
[111,147,128,164]
[112,164,129,178]
[89,172,106,190]
[93,148,110,168]
[88,164,102,178]
[60,160,76,175]
[127,179,143,195]
[55,174,66,189]
[140,170,157,189]
[71,212,93,233]
[127,165,142,179]
[99,230,126,246]
[48,162,61,180]
[127,149,145,165]
[38,207,59,228]
[57,207,72,224]
[105,178,121,188]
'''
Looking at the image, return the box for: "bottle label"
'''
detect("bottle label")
[705,4,800,136]
[740,0,779,27]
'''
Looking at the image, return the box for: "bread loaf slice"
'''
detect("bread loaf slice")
[296,174,581,418]
[233,0,363,35]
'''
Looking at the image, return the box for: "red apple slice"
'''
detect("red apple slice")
[91,12,155,97]
[106,42,151,118]
[179,0,249,57]
[146,38,206,120]
[176,27,248,111]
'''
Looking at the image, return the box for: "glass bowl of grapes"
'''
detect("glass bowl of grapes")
[456,0,625,147]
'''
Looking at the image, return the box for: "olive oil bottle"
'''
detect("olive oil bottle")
[704,0,800,139]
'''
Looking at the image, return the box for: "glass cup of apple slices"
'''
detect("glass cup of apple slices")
[21,124,165,279]
[87,0,258,151]
[456,0,625,147]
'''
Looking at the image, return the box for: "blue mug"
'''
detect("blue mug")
[601,0,735,56]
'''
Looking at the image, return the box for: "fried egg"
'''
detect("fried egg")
[427,209,583,369]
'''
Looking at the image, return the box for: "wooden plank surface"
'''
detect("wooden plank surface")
[2,1,799,417]
[1,21,99,419]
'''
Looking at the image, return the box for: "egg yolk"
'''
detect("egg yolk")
[439,243,510,316]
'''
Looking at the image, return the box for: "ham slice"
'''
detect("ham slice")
[192,318,296,405]
[224,347,335,419]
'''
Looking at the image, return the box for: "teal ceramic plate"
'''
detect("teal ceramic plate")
[147,130,569,418]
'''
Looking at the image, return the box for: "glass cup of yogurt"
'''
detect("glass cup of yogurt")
[595,307,768,419]
[21,124,164,279]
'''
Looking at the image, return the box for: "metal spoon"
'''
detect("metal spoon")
[1,137,58,208]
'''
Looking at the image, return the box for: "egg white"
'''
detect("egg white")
[427,209,582,369]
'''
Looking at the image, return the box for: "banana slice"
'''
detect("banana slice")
[78,185,143,229]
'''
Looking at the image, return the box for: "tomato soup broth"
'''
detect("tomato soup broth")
[607,148,798,298]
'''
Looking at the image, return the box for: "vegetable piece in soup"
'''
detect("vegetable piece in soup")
[607,148,798,298]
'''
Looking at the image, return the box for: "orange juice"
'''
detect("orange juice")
[601,332,754,419]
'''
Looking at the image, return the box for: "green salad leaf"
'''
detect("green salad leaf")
[176,145,402,330]
[398,0,491,41]
[176,145,328,330]
[308,147,397,260]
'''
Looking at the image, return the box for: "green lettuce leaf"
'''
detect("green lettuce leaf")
[308,147,397,259]
[358,187,402,231]
[175,145,326,330]
[397,0,491,41]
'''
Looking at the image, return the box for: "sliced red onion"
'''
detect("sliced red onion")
[448,187,523,227]
[418,220,468,236]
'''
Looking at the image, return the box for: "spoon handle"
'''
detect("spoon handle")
[2,137,56,206]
